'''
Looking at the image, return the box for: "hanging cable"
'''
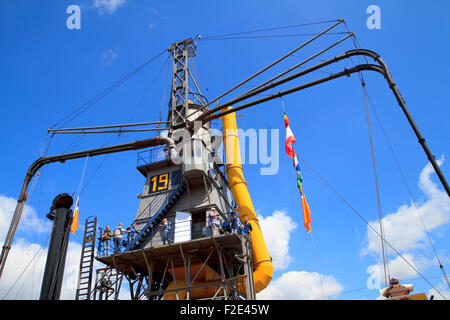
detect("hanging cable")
[331,287,367,299]
[360,80,389,287]
[62,133,86,154]
[246,33,354,95]
[77,135,122,197]
[2,131,56,299]
[65,53,170,197]
[158,56,171,135]
[189,20,344,120]
[50,49,167,129]
[310,232,327,300]
[198,54,273,128]
[200,32,351,41]
[76,155,89,197]
[281,97,326,299]
[345,23,449,288]
[2,235,50,300]
[296,154,447,300]
[365,90,450,290]
[199,19,342,40]
[127,55,171,123]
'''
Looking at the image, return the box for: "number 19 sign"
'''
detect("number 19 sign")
[149,173,170,193]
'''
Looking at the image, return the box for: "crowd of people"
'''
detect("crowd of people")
[98,222,138,255]
[98,218,173,255]
[98,205,251,256]
[208,205,253,238]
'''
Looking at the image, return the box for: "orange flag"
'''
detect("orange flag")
[283,111,311,233]
[301,192,312,233]
[71,196,79,234]
[299,183,312,233]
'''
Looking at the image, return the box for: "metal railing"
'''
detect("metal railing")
[96,217,251,257]
[137,146,172,167]
[136,133,226,169]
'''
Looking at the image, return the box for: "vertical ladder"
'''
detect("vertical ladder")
[75,216,97,300]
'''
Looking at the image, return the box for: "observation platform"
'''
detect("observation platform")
[96,232,248,277]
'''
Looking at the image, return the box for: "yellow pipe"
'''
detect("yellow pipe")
[163,107,272,299]
[222,106,273,292]
[163,264,223,300]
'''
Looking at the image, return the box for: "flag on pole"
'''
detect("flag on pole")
[299,182,312,233]
[284,113,296,158]
[283,111,311,233]
[293,153,303,183]
[71,196,79,235]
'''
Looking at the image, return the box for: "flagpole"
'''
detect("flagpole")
[284,108,325,299]
[77,155,89,196]
[280,97,287,114]
[71,155,89,234]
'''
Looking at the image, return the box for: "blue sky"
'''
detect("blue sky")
[0,0,449,300]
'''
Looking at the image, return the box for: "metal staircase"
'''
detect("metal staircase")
[125,182,187,251]
[75,216,97,300]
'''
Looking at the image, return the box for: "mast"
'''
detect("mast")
[167,38,205,133]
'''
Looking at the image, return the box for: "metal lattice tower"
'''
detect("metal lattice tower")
[88,38,256,301]
[167,38,206,130]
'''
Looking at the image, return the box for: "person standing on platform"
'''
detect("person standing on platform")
[160,218,172,245]
[230,211,239,234]
[209,208,221,237]
[113,223,129,253]
[101,225,113,255]
[243,218,253,236]
[127,223,138,245]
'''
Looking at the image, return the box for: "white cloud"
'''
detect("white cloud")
[0,195,102,300]
[94,0,126,15]
[258,210,297,270]
[0,238,47,299]
[363,158,450,256]
[0,194,51,243]
[148,7,158,30]
[0,193,134,300]
[0,238,81,299]
[428,282,450,300]
[387,254,431,280]
[60,241,83,299]
[0,194,82,300]
[362,158,450,298]
[257,270,344,300]
[256,210,344,300]
[101,48,119,66]
[366,253,430,288]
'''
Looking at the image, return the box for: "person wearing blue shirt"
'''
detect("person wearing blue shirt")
[243,218,253,236]
[160,218,172,245]
[113,223,129,253]
[230,211,240,234]
[127,223,138,245]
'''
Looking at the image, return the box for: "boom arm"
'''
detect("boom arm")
[201,49,450,198]
[0,136,176,278]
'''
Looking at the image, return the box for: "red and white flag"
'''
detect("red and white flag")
[284,113,296,158]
